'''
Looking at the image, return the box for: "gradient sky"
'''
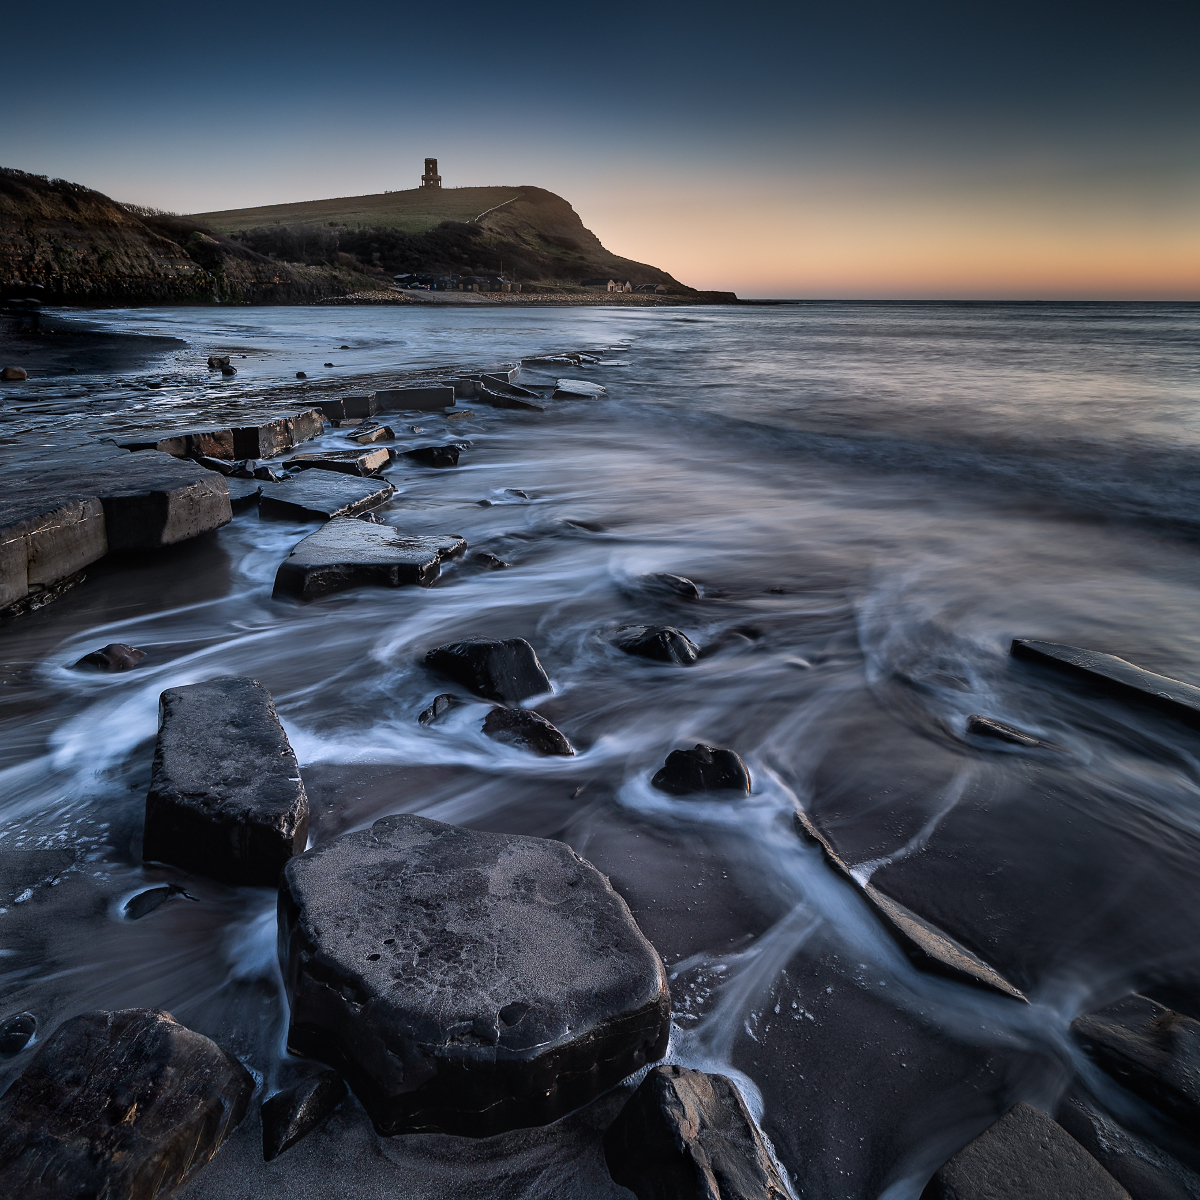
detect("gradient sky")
[4,0,1197,298]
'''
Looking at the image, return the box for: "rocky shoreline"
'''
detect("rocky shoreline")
[1,339,1199,1200]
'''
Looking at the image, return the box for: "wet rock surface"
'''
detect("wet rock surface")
[143,676,309,886]
[1072,994,1200,1134]
[604,1064,791,1200]
[286,448,390,476]
[426,636,552,703]
[374,385,455,412]
[75,641,147,671]
[258,472,395,520]
[261,1069,347,1162]
[482,706,575,756]
[405,444,463,468]
[648,571,702,600]
[652,744,751,796]
[278,814,671,1137]
[418,693,466,725]
[922,1102,1130,1200]
[614,624,700,665]
[965,714,1046,746]
[0,1012,36,1056]
[0,1008,253,1200]
[273,519,465,600]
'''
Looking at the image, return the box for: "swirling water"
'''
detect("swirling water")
[2,301,1200,1198]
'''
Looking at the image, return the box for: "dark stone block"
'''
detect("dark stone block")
[193,454,237,475]
[75,642,147,671]
[143,677,309,887]
[425,636,551,704]
[652,744,751,796]
[273,519,465,600]
[258,473,395,521]
[0,1013,35,1056]
[965,714,1046,747]
[922,1102,1129,1200]
[483,707,574,756]
[418,693,466,725]
[1011,639,1200,728]
[604,1065,790,1200]
[285,448,391,476]
[261,1069,346,1161]
[373,386,455,412]
[345,422,395,445]
[116,427,236,458]
[317,395,378,422]
[614,625,699,665]
[0,1008,253,1200]
[1072,994,1200,1134]
[279,814,670,1137]
[232,410,323,459]
[225,478,262,511]
[405,444,462,468]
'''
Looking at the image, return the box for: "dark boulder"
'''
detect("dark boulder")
[273,519,465,600]
[965,714,1046,747]
[221,365,237,377]
[417,693,465,726]
[922,1102,1129,1200]
[0,1013,35,1056]
[649,572,701,600]
[482,707,574,756]
[142,677,309,887]
[652,744,751,796]
[474,552,510,570]
[279,815,670,1137]
[261,1069,346,1162]
[1071,994,1200,1134]
[425,636,551,704]
[405,444,462,468]
[123,883,194,920]
[295,371,307,379]
[75,642,147,672]
[1,366,29,381]
[615,625,699,665]
[604,1065,791,1200]
[207,355,230,369]
[0,1008,253,1200]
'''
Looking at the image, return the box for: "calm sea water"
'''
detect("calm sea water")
[2,301,1199,1198]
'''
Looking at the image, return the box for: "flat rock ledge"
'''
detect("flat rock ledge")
[273,519,466,600]
[0,1008,253,1200]
[143,677,309,887]
[604,1065,791,1200]
[793,807,1027,1002]
[278,814,670,1137]
[426,636,552,704]
[922,1102,1129,1200]
[258,473,395,521]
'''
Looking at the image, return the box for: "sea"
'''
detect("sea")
[1,300,1199,1198]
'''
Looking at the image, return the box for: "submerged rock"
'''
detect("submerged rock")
[1071,994,1200,1134]
[482,707,574,756]
[0,1008,253,1200]
[258,472,395,521]
[273,519,465,600]
[405,444,462,468]
[649,572,702,600]
[75,642,147,672]
[922,1102,1129,1200]
[426,636,551,703]
[615,625,699,665]
[604,1065,791,1200]
[261,1069,347,1162]
[965,714,1046,747]
[123,883,194,920]
[474,552,510,570]
[417,693,466,725]
[142,676,309,887]
[1011,639,1200,728]
[279,814,670,1136]
[652,744,751,796]
[0,1013,36,1056]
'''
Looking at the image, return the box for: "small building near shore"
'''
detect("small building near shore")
[420,158,442,189]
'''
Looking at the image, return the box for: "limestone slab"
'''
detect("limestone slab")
[279,814,670,1136]
[258,473,395,521]
[286,448,390,476]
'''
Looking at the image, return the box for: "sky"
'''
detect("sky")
[3,0,1197,299]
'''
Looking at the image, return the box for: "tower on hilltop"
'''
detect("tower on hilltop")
[420,158,442,189]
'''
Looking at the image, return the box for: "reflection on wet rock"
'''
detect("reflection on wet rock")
[0,1012,36,1056]
[614,625,699,665]
[278,815,670,1136]
[483,707,574,757]
[123,883,196,920]
[74,641,147,671]
[652,744,751,796]
[0,1009,253,1199]
[604,1064,790,1200]
[261,1069,347,1162]
[425,636,552,703]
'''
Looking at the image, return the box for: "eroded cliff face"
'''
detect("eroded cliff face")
[0,169,386,305]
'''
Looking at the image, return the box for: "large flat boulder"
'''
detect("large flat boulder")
[1011,639,1200,728]
[279,814,670,1137]
[0,1008,253,1200]
[116,426,236,458]
[233,410,324,459]
[143,677,309,886]
[922,1102,1129,1200]
[258,473,395,521]
[604,1065,791,1200]
[285,448,390,476]
[425,636,551,703]
[273,519,465,600]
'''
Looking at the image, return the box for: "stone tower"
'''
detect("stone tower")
[421,158,442,189]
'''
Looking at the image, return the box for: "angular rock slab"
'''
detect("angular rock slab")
[278,814,671,1137]
[273,519,466,600]
[143,677,309,886]
[286,448,390,477]
[258,472,395,521]
[261,1069,347,1161]
[604,1065,791,1200]
[615,625,699,665]
[1071,994,1200,1134]
[374,386,455,412]
[1011,639,1200,728]
[0,1008,253,1200]
[923,1102,1129,1200]
[965,714,1046,747]
[426,636,552,703]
